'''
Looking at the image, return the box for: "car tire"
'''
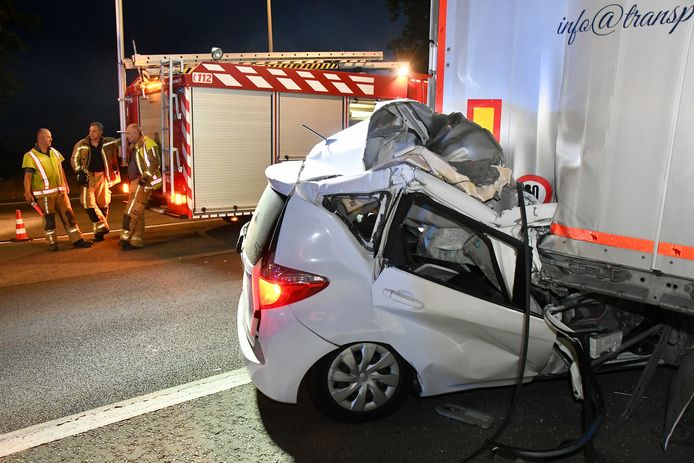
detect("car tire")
[308,342,413,421]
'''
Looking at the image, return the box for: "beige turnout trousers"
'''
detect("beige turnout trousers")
[120,180,152,247]
[37,193,84,244]
[81,171,111,233]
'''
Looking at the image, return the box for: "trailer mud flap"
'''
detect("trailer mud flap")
[664,348,694,449]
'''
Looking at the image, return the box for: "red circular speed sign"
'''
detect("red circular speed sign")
[517,175,553,204]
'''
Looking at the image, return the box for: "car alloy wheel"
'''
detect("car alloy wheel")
[309,342,412,421]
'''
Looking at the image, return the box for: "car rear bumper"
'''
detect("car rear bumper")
[237,294,337,403]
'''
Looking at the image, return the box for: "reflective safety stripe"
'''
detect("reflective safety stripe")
[27,151,50,190]
[135,146,144,175]
[32,186,67,197]
[143,147,152,167]
[551,222,694,261]
[657,242,694,260]
[550,223,653,254]
[126,183,140,216]
[102,140,118,178]
[150,177,162,185]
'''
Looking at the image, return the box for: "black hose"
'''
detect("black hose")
[462,186,607,461]
[491,334,606,460]
[490,302,607,460]
[460,182,532,462]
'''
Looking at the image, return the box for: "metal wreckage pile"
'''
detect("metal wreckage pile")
[306,100,694,459]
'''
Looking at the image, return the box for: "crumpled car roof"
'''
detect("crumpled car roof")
[363,100,503,184]
[269,100,518,211]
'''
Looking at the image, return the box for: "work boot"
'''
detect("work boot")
[73,239,93,248]
[48,243,59,252]
[94,228,109,241]
[121,241,141,251]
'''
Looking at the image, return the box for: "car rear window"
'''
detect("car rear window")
[244,185,287,265]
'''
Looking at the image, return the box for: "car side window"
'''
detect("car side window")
[384,194,509,304]
[322,192,389,252]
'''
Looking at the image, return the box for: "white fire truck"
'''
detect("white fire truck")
[121,52,428,219]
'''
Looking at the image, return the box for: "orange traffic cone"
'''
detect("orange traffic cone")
[14,209,30,241]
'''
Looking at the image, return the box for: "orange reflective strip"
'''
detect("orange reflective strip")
[551,223,694,261]
[550,223,654,253]
[658,242,694,260]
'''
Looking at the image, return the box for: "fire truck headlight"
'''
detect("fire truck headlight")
[211,47,224,61]
[397,63,410,78]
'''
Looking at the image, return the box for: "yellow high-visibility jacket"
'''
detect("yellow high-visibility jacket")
[130,136,162,190]
[21,147,68,197]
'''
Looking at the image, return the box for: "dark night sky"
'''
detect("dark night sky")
[0,0,406,174]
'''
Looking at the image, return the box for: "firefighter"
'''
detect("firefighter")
[22,128,92,251]
[120,123,162,250]
[71,122,120,241]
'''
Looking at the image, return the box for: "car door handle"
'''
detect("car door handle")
[383,289,424,310]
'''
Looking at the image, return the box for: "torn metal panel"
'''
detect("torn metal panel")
[363,100,511,193]
[371,145,512,203]
[538,246,694,316]
[406,168,502,228]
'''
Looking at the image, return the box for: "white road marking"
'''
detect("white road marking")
[0,368,251,458]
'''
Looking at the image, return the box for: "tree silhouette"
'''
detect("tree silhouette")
[387,0,430,73]
[0,0,36,106]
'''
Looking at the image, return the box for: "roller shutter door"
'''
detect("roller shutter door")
[191,87,272,213]
[278,93,343,160]
[138,92,162,143]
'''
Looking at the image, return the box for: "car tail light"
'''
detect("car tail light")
[252,261,329,311]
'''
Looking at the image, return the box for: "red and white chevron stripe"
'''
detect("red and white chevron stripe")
[186,62,406,99]
[180,87,194,210]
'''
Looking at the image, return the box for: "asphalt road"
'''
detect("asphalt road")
[0,193,184,243]
[4,366,694,462]
[0,218,246,433]
[1,215,693,462]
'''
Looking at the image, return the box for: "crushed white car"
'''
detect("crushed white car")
[236,101,682,426]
